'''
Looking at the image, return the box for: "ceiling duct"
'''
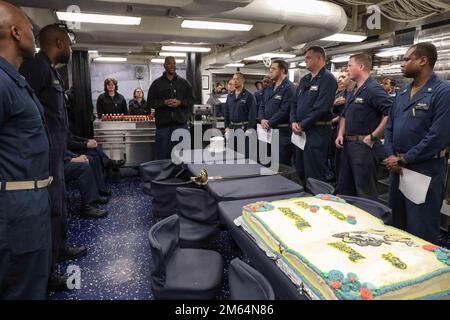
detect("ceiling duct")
[200,0,347,66]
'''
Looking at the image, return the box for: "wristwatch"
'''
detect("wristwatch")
[397,156,408,167]
[370,134,379,142]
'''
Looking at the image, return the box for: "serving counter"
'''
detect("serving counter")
[93,119,155,166]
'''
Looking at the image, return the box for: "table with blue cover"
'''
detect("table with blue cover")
[186,163,304,201]
[218,193,309,300]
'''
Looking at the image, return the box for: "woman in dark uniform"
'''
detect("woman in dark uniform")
[128,87,150,115]
[96,78,128,117]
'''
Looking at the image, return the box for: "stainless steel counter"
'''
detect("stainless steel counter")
[93,120,156,166]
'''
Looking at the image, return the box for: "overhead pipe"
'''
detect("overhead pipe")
[200,0,347,66]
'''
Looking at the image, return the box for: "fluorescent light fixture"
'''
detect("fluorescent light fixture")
[158,52,187,57]
[299,61,306,67]
[375,47,408,57]
[225,63,245,67]
[56,11,141,25]
[151,58,185,63]
[94,57,127,62]
[88,50,99,54]
[181,20,253,31]
[161,45,211,53]
[331,55,350,63]
[244,52,296,61]
[321,33,367,43]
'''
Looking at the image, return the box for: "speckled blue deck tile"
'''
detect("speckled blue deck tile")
[48,173,244,300]
[49,171,450,300]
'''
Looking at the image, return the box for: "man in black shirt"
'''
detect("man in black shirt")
[148,56,194,159]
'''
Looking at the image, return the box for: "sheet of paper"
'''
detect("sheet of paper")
[399,168,432,205]
[291,132,306,150]
[257,124,272,144]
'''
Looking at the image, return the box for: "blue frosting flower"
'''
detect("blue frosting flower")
[341,284,351,292]
[339,291,357,300]
[347,219,357,225]
[362,282,376,290]
[328,270,344,281]
[437,252,449,261]
[350,281,362,291]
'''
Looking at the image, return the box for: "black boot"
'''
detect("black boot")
[58,246,87,263]
[80,204,108,219]
[98,188,111,196]
[93,196,109,205]
[106,159,125,170]
[47,272,69,292]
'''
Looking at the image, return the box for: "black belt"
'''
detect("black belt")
[344,135,367,142]
[397,150,447,159]
[277,124,290,128]
[315,121,332,126]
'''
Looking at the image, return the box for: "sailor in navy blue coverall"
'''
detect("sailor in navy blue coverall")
[384,43,450,244]
[0,3,51,299]
[291,47,337,182]
[20,24,87,290]
[259,60,296,166]
[224,73,257,158]
[336,53,392,201]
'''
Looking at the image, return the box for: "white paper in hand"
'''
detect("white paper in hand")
[257,124,272,144]
[291,132,306,150]
[399,168,431,205]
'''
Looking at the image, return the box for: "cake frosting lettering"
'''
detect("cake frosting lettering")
[278,207,311,231]
[240,196,450,300]
[382,252,407,270]
[327,241,366,263]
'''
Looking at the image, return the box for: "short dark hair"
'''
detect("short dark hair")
[234,72,245,81]
[383,77,396,87]
[410,42,438,68]
[350,53,372,71]
[104,78,118,93]
[255,81,263,87]
[272,59,289,74]
[306,45,326,60]
[164,56,175,64]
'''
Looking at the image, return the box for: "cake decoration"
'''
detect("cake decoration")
[322,206,357,224]
[423,245,450,265]
[382,252,408,270]
[243,201,275,213]
[325,270,375,300]
[327,241,366,263]
[278,207,311,231]
[294,200,321,213]
[315,194,347,204]
[240,196,450,300]
[333,229,418,247]
[294,200,310,210]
